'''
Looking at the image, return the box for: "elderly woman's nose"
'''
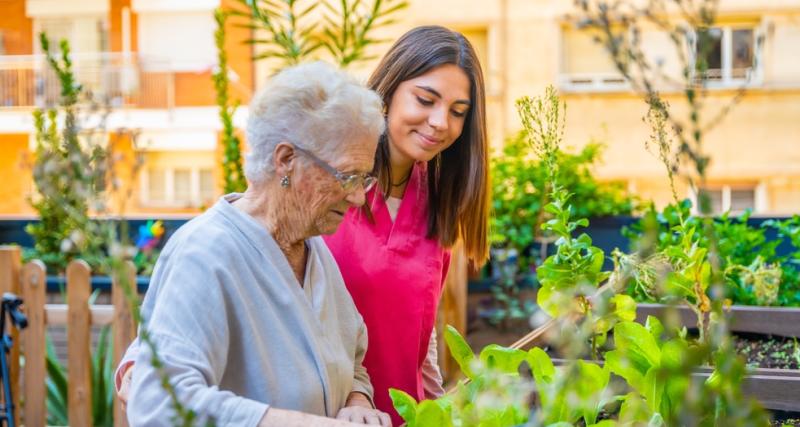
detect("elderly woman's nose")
[345,186,367,207]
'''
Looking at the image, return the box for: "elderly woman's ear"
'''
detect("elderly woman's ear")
[272,142,296,185]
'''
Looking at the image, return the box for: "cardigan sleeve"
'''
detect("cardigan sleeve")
[127,248,268,427]
[350,314,375,407]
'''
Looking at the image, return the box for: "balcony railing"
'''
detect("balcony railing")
[0,52,177,109]
[559,72,630,92]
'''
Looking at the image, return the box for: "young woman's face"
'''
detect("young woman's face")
[386,64,471,164]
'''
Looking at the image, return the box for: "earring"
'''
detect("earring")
[382,104,388,116]
[280,175,290,188]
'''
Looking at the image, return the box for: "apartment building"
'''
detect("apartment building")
[387,0,800,215]
[1,0,799,216]
[0,0,252,215]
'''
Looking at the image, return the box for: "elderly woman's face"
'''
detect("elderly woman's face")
[386,63,471,163]
[293,135,377,235]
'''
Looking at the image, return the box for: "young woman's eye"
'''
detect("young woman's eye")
[416,96,434,106]
[451,109,467,118]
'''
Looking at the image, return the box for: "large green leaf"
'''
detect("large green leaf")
[618,392,654,425]
[389,388,417,426]
[605,350,645,393]
[527,347,556,414]
[660,339,688,370]
[611,294,637,322]
[479,345,527,374]
[416,400,452,427]
[444,325,475,379]
[575,361,610,425]
[536,284,561,318]
[612,322,661,374]
[527,347,556,385]
[644,316,664,342]
[643,367,665,414]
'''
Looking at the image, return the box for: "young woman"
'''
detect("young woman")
[322,25,489,425]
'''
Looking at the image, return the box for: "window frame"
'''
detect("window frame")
[690,23,763,88]
[139,166,215,208]
[558,20,765,93]
[688,183,765,216]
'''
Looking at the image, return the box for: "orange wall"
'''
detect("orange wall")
[0,134,33,215]
[222,0,253,98]
[175,71,216,106]
[172,1,254,107]
[0,0,33,55]
[109,0,138,53]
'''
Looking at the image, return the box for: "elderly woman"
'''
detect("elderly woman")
[125,62,390,427]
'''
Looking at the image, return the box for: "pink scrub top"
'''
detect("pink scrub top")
[323,162,451,425]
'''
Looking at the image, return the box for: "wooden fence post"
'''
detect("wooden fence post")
[113,261,137,427]
[22,260,46,427]
[0,246,22,427]
[67,260,93,427]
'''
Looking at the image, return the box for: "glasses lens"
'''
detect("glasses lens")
[341,175,376,193]
[363,176,377,192]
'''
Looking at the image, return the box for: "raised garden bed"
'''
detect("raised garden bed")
[636,303,800,338]
[507,314,800,412]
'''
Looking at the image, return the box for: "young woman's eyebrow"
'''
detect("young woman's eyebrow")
[415,85,471,106]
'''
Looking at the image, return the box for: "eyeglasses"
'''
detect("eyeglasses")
[291,144,377,193]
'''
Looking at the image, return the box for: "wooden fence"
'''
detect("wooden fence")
[0,246,137,427]
[0,242,470,424]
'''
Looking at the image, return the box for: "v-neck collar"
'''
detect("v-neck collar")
[214,194,334,413]
[215,194,319,308]
[368,162,427,250]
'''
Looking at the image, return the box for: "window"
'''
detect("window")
[694,25,759,85]
[730,188,756,213]
[560,27,627,91]
[141,167,216,208]
[693,185,760,215]
[35,16,108,53]
[147,168,166,202]
[199,169,215,203]
[137,12,216,71]
[173,169,192,204]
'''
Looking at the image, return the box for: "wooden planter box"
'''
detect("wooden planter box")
[694,366,800,412]
[509,315,800,412]
[545,359,800,412]
[636,303,800,338]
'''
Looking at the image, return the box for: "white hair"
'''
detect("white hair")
[244,61,385,183]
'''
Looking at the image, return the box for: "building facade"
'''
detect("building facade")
[1,0,799,216]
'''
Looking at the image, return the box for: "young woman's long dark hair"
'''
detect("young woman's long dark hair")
[367,25,489,265]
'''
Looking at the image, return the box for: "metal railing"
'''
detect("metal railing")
[0,52,177,109]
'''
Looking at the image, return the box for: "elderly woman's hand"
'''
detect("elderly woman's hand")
[336,392,392,426]
[117,362,134,410]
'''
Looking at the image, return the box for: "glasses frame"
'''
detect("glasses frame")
[291,144,377,193]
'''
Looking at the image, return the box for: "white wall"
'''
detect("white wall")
[137,11,216,72]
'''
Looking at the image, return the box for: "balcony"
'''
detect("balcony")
[0,52,180,110]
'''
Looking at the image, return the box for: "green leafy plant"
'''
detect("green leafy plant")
[624,204,800,307]
[45,324,114,426]
[214,10,247,194]
[514,88,618,326]
[26,33,108,274]
[390,326,532,427]
[491,134,635,269]
[320,0,408,66]
[234,0,407,70]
